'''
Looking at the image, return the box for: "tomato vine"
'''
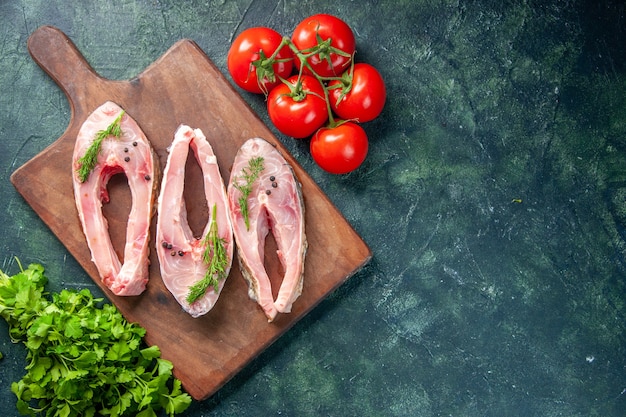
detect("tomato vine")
[227,13,386,174]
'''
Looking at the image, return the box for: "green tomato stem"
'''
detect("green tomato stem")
[255,34,355,128]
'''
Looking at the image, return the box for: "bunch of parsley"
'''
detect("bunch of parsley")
[0,261,192,417]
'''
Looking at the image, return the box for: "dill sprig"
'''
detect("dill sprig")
[76,110,125,182]
[186,204,229,304]
[232,156,265,230]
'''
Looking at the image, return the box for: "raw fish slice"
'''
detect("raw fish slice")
[156,125,234,318]
[72,101,158,296]
[228,138,307,322]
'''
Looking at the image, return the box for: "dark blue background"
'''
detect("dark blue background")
[1,1,625,415]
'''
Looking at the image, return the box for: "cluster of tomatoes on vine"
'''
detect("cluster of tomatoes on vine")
[227,14,386,174]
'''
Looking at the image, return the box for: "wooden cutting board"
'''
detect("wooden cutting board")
[10,26,372,401]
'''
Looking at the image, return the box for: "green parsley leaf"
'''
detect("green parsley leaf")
[0,260,193,417]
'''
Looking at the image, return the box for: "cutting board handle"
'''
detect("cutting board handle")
[27,26,102,109]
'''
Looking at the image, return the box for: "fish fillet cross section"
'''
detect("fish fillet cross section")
[228,138,307,322]
[72,101,158,296]
[156,125,234,318]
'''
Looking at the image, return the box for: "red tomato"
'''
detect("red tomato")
[329,63,386,123]
[310,122,368,174]
[291,14,356,77]
[267,75,329,138]
[228,27,293,94]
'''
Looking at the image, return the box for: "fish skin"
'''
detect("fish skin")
[72,101,158,296]
[228,138,307,322]
[156,125,234,318]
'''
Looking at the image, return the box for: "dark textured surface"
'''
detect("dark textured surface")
[1,1,625,416]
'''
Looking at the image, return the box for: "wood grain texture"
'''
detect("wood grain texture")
[9,26,371,401]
